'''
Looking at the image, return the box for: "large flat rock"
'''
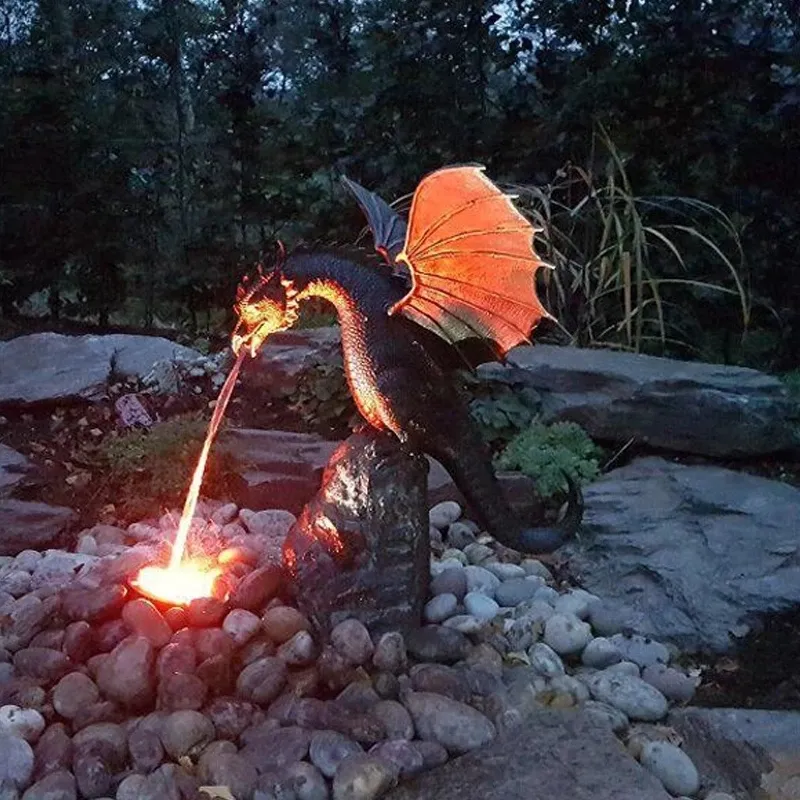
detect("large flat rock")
[562,457,800,653]
[219,428,536,519]
[0,499,77,555]
[239,327,342,394]
[0,445,33,498]
[481,343,796,457]
[0,333,201,407]
[386,708,671,800]
[669,707,800,799]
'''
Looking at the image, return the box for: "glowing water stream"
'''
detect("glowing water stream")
[169,350,247,570]
[133,350,247,605]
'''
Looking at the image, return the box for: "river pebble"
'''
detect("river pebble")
[423,594,458,624]
[543,613,593,655]
[463,566,500,598]
[463,592,500,621]
[404,692,496,754]
[640,740,700,796]
[587,672,669,721]
[429,502,461,529]
[429,568,467,600]
[0,706,45,743]
[494,578,539,607]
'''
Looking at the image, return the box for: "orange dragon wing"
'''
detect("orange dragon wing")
[390,165,553,356]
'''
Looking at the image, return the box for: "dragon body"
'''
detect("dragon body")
[233,166,582,553]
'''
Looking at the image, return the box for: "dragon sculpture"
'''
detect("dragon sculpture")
[232,165,582,553]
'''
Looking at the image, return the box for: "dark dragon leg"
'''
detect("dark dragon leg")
[399,396,583,554]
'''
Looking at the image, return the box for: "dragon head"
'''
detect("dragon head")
[231,257,300,357]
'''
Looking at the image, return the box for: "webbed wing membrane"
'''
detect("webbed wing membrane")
[341,175,407,264]
[390,165,553,356]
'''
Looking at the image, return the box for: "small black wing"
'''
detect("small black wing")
[341,175,407,265]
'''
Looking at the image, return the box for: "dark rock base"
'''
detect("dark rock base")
[282,430,430,637]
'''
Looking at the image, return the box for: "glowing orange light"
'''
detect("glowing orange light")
[132,560,222,606]
[132,350,246,606]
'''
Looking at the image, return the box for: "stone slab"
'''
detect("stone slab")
[386,708,671,800]
[480,343,796,457]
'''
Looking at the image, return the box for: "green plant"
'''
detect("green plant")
[496,421,602,498]
[511,127,752,355]
[779,371,800,432]
[780,370,800,402]
[466,377,542,446]
[95,412,234,517]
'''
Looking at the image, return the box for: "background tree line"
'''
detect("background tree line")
[0,0,798,367]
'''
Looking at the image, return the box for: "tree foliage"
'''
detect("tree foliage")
[0,0,797,365]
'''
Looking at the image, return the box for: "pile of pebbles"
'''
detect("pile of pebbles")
[0,498,724,800]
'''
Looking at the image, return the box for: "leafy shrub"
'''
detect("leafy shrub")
[512,128,751,356]
[781,370,800,403]
[496,421,602,498]
[779,371,800,433]
[96,412,234,517]
[466,377,542,446]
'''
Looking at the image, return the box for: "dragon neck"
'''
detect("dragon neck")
[282,252,402,322]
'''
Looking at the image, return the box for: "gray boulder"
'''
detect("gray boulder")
[385,707,670,800]
[239,326,342,395]
[669,708,799,798]
[219,428,530,517]
[0,333,200,407]
[0,445,33,498]
[0,500,77,556]
[480,344,795,457]
[217,429,339,515]
[562,457,800,653]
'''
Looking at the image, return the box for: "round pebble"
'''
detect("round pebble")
[429,501,462,529]
[160,710,215,759]
[445,521,477,549]
[484,562,526,581]
[282,761,329,800]
[0,705,45,743]
[424,594,458,624]
[581,637,623,669]
[641,664,698,703]
[372,700,414,741]
[372,632,407,675]
[604,660,641,677]
[52,673,101,720]
[310,729,364,778]
[494,578,539,607]
[543,613,593,655]
[262,606,311,643]
[332,753,398,800]
[442,615,483,634]
[463,593,500,622]
[222,608,261,646]
[528,643,565,677]
[331,619,374,666]
[278,630,317,666]
[404,692,496,754]
[609,633,670,668]
[429,568,467,600]
[553,589,597,620]
[640,740,700,796]
[582,700,630,733]
[463,566,500,598]
[587,672,669,722]
[463,543,494,565]
[121,599,172,648]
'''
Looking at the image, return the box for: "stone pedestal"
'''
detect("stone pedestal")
[282,430,430,637]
